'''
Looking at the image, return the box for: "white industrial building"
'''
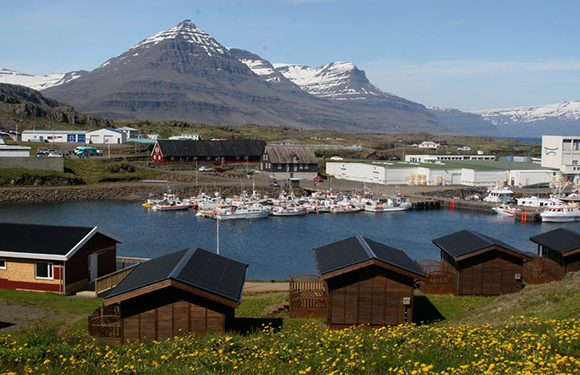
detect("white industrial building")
[168,133,201,140]
[86,129,127,144]
[405,154,497,163]
[0,144,30,157]
[541,135,580,184]
[117,127,139,140]
[327,160,556,187]
[21,130,87,143]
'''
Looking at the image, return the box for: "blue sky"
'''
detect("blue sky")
[2,0,580,111]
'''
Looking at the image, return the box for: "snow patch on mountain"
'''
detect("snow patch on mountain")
[239,59,279,82]
[128,19,225,56]
[473,101,580,125]
[0,68,85,91]
[272,61,389,100]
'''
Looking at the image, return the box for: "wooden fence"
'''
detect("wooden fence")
[415,259,455,294]
[523,257,564,284]
[88,308,122,344]
[289,275,327,318]
[95,264,139,296]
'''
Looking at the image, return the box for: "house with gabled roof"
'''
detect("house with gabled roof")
[151,139,265,163]
[432,230,532,296]
[260,145,318,180]
[0,223,122,294]
[530,228,580,277]
[94,248,248,343]
[313,235,425,328]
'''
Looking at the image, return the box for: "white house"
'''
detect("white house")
[21,130,87,143]
[418,141,440,150]
[146,134,161,140]
[86,129,127,144]
[117,127,139,140]
[168,133,201,140]
[457,146,472,152]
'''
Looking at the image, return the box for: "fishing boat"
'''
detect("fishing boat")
[364,196,412,212]
[540,205,580,222]
[151,201,191,211]
[492,204,518,217]
[215,205,270,220]
[271,206,307,216]
[331,204,361,214]
[483,186,513,204]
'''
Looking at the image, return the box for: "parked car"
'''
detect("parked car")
[198,166,213,172]
[47,152,63,158]
[74,147,103,157]
[213,166,225,173]
[330,156,343,161]
[313,176,324,183]
[268,179,280,187]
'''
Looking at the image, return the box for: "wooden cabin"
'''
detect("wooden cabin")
[432,230,532,296]
[96,248,247,343]
[260,145,319,180]
[0,223,121,295]
[313,235,425,328]
[530,228,580,277]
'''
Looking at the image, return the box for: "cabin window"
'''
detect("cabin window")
[0,259,5,269]
[35,262,54,280]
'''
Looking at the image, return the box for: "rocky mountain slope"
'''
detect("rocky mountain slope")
[41,20,445,134]
[0,68,86,91]
[428,106,498,136]
[473,101,580,136]
[0,83,113,127]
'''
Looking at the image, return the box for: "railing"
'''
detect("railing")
[116,256,150,270]
[523,257,564,284]
[415,259,455,294]
[88,308,121,343]
[95,264,139,295]
[289,275,327,318]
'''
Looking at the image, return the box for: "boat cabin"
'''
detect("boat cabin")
[530,228,580,276]
[0,223,122,295]
[432,230,532,296]
[95,248,248,343]
[313,235,425,328]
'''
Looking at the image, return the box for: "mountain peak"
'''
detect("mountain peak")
[129,20,226,55]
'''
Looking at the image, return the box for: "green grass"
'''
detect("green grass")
[236,292,288,318]
[0,168,82,187]
[63,159,161,184]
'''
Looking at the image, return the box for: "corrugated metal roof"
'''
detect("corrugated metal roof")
[313,235,425,277]
[530,228,580,254]
[105,248,248,303]
[157,140,265,158]
[432,230,525,258]
[265,145,318,164]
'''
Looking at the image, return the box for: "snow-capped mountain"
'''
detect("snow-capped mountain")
[0,68,86,91]
[272,62,388,100]
[42,20,445,133]
[473,101,580,136]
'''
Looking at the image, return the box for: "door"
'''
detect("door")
[89,253,99,282]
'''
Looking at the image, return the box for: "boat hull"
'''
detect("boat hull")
[216,212,270,220]
[271,211,307,217]
[151,205,191,211]
[540,215,580,223]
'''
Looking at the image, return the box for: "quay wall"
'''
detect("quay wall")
[0,157,64,172]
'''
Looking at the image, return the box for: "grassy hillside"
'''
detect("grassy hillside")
[0,274,579,373]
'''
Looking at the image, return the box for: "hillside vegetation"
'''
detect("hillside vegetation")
[0,274,579,374]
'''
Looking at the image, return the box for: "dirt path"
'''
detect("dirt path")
[0,302,53,331]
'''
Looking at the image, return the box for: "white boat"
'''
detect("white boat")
[483,186,513,203]
[540,205,580,222]
[364,196,412,212]
[215,205,270,220]
[516,195,563,208]
[492,204,517,217]
[271,206,307,216]
[331,204,361,214]
[151,202,191,211]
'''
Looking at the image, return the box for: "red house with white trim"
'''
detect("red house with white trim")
[0,223,122,295]
[151,140,265,164]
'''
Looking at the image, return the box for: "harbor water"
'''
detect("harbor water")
[1,200,578,279]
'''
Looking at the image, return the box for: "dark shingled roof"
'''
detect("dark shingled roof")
[0,222,112,257]
[264,145,318,164]
[530,228,580,255]
[157,140,265,158]
[106,248,248,303]
[313,235,425,277]
[432,230,526,258]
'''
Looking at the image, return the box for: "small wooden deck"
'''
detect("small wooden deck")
[415,259,455,294]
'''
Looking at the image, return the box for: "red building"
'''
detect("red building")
[0,223,122,295]
[151,140,265,164]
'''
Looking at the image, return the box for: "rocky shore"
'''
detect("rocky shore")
[0,185,155,204]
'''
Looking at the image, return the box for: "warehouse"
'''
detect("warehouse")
[0,144,30,157]
[86,128,127,144]
[326,159,557,187]
[21,130,87,143]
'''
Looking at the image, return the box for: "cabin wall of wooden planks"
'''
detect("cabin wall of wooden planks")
[119,287,233,343]
[325,265,414,328]
[444,249,524,296]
